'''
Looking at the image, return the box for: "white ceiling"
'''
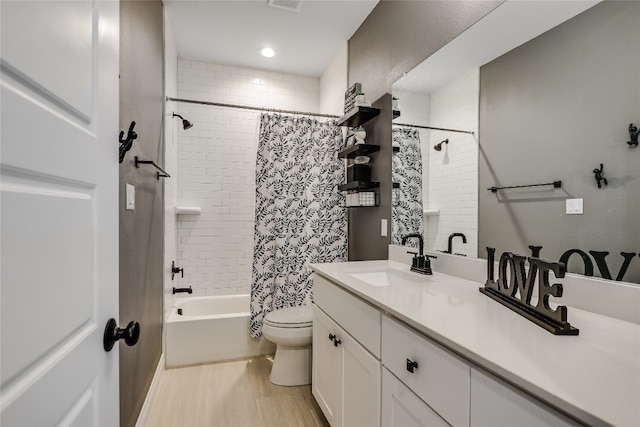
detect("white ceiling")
[164,0,379,77]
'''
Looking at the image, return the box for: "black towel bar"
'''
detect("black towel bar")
[488,180,561,193]
[134,156,170,180]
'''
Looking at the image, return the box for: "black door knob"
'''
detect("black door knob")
[103,318,140,351]
[406,358,418,373]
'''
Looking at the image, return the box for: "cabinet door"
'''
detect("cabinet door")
[470,368,577,427]
[343,330,381,427]
[382,368,449,427]
[313,305,344,427]
[382,315,470,427]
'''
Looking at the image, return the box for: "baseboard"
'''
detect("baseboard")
[135,354,165,427]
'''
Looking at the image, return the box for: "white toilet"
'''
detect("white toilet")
[261,305,313,386]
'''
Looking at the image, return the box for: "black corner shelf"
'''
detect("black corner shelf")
[338,181,380,192]
[393,182,400,189]
[337,106,381,128]
[338,143,380,159]
[392,146,400,153]
[393,110,401,119]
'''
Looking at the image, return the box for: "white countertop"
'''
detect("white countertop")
[310,260,640,427]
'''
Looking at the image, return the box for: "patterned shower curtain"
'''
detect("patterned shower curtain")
[250,114,347,338]
[392,127,424,246]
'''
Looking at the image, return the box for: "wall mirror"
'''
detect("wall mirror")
[391,0,640,283]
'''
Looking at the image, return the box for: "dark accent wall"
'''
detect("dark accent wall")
[349,1,502,104]
[478,1,640,283]
[349,94,393,260]
[119,1,164,426]
[347,0,502,259]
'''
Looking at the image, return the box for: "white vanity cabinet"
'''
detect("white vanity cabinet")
[382,315,471,427]
[382,368,449,427]
[470,368,577,427]
[312,275,382,427]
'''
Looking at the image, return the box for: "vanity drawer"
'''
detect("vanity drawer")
[313,274,381,358]
[382,315,470,427]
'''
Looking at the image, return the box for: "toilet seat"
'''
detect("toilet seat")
[263,306,312,328]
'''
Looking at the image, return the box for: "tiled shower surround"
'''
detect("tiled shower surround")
[173,59,335,296]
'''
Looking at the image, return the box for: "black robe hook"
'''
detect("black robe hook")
[627,123,639,147]
[119,121,137,163]
[593,163,607,188]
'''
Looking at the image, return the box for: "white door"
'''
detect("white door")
[1,1,120,425]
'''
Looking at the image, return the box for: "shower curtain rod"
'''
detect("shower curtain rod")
[393,122,475,135]
[166,96,340,119]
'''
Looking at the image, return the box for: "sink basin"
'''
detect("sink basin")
[349,268,428,287]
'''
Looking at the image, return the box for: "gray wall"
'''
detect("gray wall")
[119,1,165,426]
[349,0,502,104]
[347,0,502,259]
[479,1,640,283]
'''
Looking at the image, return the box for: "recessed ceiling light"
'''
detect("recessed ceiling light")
[259,47,276,58]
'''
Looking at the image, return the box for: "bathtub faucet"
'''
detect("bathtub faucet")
[172,286,193,294]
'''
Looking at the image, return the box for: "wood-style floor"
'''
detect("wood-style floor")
[145,356,329,427]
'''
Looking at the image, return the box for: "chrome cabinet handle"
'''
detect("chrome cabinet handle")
[406,358,418,373]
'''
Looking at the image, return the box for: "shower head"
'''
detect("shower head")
[434,139,449,151]
[172,113,193,130]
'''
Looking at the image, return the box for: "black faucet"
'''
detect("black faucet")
[445,233,467,254]
[401,233,437,275]
[401,233,424,257]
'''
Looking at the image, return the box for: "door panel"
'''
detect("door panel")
[0,0,119,425]
[1,0,94,119]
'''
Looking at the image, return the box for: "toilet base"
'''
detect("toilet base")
[269,344,311,386]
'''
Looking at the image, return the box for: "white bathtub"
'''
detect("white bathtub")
[165,294,275,367]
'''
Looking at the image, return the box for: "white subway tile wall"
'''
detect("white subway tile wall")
[164,16,179,324]
[175,59,322,296]
[427,68,479,257]
[319,42,348,116]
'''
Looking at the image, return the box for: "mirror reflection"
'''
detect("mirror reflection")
[391,0,640,283]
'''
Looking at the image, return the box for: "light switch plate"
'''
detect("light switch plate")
[126,184,135,210]
[566,198,583,215]
[381,219,388,237]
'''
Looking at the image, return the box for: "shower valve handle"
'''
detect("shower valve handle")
[171,261,184,280]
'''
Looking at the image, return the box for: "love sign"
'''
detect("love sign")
[480,247,579,335]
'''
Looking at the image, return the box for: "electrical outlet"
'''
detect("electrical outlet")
[126,184,135,210]
[566,198,583,215]
[381,219,388,237]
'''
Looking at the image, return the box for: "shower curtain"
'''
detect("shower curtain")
[250,114,347,338]
[392,127,424,246]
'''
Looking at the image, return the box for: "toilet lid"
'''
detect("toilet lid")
[263,305,313,328]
